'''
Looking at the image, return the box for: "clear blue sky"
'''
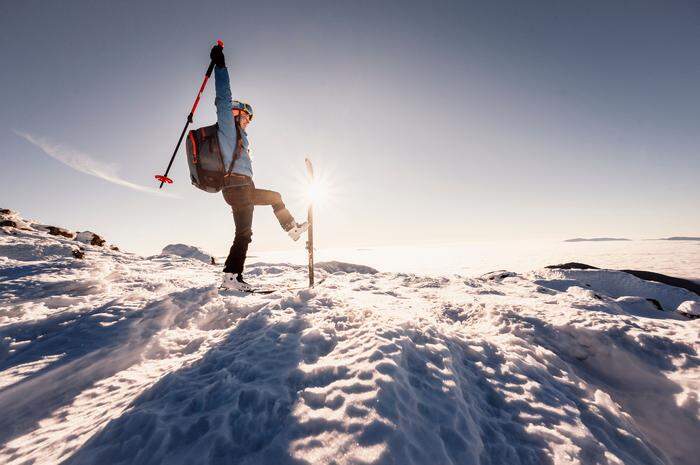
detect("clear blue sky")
[2,0,698,255]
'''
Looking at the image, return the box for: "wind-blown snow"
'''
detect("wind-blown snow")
[1,214,699,465]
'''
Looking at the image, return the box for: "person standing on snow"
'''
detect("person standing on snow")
[210,44,308,291]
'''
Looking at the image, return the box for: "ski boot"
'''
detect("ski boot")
[286,221,309,241]
[221,273,253,291]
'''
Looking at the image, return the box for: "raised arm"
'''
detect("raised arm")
[211,45,236,143]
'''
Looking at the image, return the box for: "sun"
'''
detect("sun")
[293,160,336,209]
[306,179,325,204]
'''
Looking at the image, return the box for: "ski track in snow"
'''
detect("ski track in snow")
[1,218,699,465]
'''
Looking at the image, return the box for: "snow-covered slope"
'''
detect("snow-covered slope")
[1,212,699,465]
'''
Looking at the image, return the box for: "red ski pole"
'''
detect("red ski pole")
[155,40,224,188]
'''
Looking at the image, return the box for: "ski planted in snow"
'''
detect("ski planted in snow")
[305,157,315,287]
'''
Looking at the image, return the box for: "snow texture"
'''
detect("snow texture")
[160,243,214,264]
[1,212,699,465]
[677,300,700,317]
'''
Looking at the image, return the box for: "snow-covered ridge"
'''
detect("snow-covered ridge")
[160,243,215,265]
[1,208,111,258]
[1,211,699,465]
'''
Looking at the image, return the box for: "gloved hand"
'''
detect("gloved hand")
[210,44,225,68]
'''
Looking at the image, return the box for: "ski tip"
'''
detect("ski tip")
[305,158,314,176]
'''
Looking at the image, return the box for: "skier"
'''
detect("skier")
[210,44,308,291]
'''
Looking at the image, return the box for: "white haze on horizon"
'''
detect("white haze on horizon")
[13,130,178,198]
[245,239,700,282]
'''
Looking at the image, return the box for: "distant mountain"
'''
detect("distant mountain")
[564,237,631,242]
[659,237,700,241]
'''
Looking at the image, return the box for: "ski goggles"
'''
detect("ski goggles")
[232,101,254,121]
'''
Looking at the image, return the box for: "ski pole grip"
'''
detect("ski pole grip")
[205,40,225,77]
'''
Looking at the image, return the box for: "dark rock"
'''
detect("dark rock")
[0,209,11,215]
[110,245,120,251]
[646,298,664,311]
[75,231,106,247]
[47,226,73,238]
[210,256,216,265]
[72,249,85,259]
[0,220,17,228]
[546,262,599,270]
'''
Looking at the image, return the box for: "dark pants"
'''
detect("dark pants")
[222,180,294,274]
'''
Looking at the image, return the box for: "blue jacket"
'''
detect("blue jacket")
[214,66,253,178]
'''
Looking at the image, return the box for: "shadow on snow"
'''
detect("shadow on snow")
[0,286,213,446]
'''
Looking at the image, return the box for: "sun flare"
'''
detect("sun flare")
[292,160,337,210]
[306,179,325,204]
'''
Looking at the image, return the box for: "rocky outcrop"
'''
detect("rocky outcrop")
[0,209,31,230]
[31,224,74,238]
[1,209,118,256]
[75,231,106,247]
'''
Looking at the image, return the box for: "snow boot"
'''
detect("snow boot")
[221,273,253,291]
[286,221,309,241]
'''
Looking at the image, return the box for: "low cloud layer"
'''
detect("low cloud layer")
[14,130,177,198]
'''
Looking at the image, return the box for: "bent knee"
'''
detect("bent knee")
[234,227,252,242]
[271,194,285,211]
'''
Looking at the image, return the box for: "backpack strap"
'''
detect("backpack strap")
[225,118,244,176]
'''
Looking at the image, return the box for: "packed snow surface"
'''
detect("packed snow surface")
[1,216,699,465]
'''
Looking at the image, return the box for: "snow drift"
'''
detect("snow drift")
[160,243,214,265]
[1,211,699,465]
